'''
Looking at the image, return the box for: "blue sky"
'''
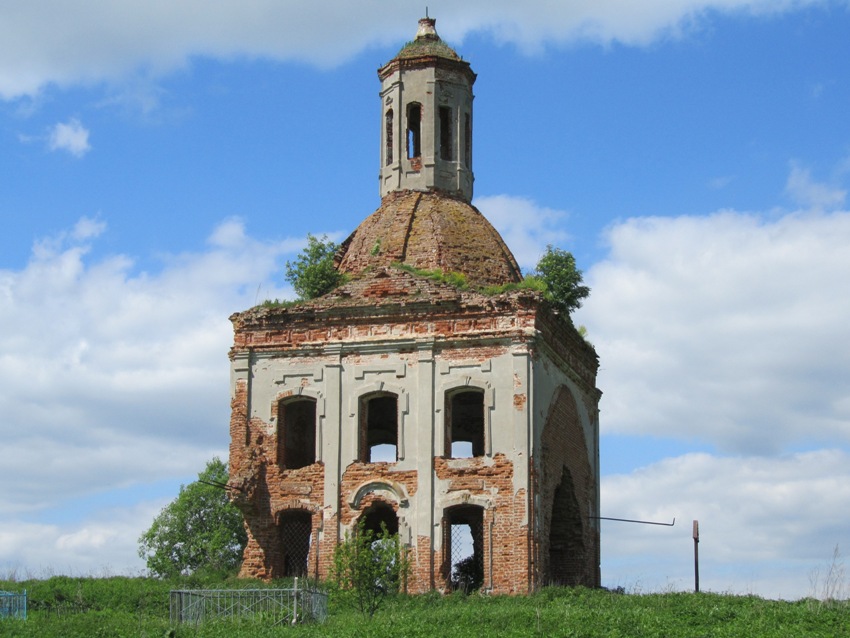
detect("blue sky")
[1,1,849,599]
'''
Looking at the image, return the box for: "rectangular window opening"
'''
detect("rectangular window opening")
[385,109,394,166]
[278,399,317,470]
[464,112,471,168]
[446,390,485,458]
[361,394,398,463]
[439,106,453,161]
[407,103,421,160]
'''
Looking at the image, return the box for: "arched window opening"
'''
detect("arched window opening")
[360,501,399,538]
[446,389,484,458]
[277,398,317,470]
[278,510,312,578]
[360,393,398,463]
[439,106,453,161]
[548,467,586,586]
[444,505,484,593]
[464,112,471,168]
[406,103,421,160]
[385,109,394,166]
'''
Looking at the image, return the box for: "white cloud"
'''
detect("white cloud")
[475,194,571,270]
[0,218,302,516]
[601,450,850,599]
[0,500,165,577]
[72,216,107,241]
[576,207,850,454]
[785,163,846,210]
[0,0,832,99]
[0,218,328,574]
[48,118,91,157]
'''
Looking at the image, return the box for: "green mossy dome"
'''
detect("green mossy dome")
[392,17,462,62]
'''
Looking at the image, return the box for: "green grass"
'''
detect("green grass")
[1,576,847,637]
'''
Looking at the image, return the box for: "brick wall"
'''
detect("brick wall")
[535,386,599,587]
[228,269,600,594]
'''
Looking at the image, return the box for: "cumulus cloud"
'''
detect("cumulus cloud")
[475,194,571,270]
[601,450,850,599]
[0,500,164,577]
[576,208,850,454]
[48,118,91,157]
[0,0,833,99]
[0,217,329,573]
[0,218,303,516]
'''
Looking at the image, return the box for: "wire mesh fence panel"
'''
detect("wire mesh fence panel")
[450,522,484,592]
[279,511,313,577]
[169,585,327,626]
[0,590,26,620]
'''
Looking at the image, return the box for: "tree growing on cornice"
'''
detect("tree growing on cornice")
[285,234,346,300]
[533,246,590,318]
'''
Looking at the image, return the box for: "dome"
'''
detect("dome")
[335,190,523,288]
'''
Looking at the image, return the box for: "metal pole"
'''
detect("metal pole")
[693,520,700,593]
[293,577,298,624]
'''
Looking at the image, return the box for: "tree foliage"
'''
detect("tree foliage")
[330,520,410,618]
[138,457,247,578]
[285,234,345,300]
[533,245,590,317]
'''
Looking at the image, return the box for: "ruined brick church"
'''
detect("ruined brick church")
[227,17,601,593]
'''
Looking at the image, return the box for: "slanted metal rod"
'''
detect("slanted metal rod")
[198,479,245,493]
[588,516,676,527]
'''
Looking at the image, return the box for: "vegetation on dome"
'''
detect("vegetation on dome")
[395,38,462,61]
[481,246,590,318]
[266,238,589,326]
[394,262,469,289]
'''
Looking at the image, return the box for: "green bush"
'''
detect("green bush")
[330,521,411,618]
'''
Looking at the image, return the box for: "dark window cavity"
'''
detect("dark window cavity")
[277,398,317,470]
[385,109,394,166]
[360,501,399,538]
[439,106,453,161]
[464,112,471,168]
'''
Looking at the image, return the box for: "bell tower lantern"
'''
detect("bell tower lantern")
[378,17,476,201]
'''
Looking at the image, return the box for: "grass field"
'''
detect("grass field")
[1,575,848,637]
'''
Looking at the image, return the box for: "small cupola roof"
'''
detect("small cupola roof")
[391,17,462,62]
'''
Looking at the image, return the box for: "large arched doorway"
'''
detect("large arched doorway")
[548,467,586,586]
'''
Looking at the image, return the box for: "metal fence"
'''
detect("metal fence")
[169,581,327,627]
[0,590,26,620]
